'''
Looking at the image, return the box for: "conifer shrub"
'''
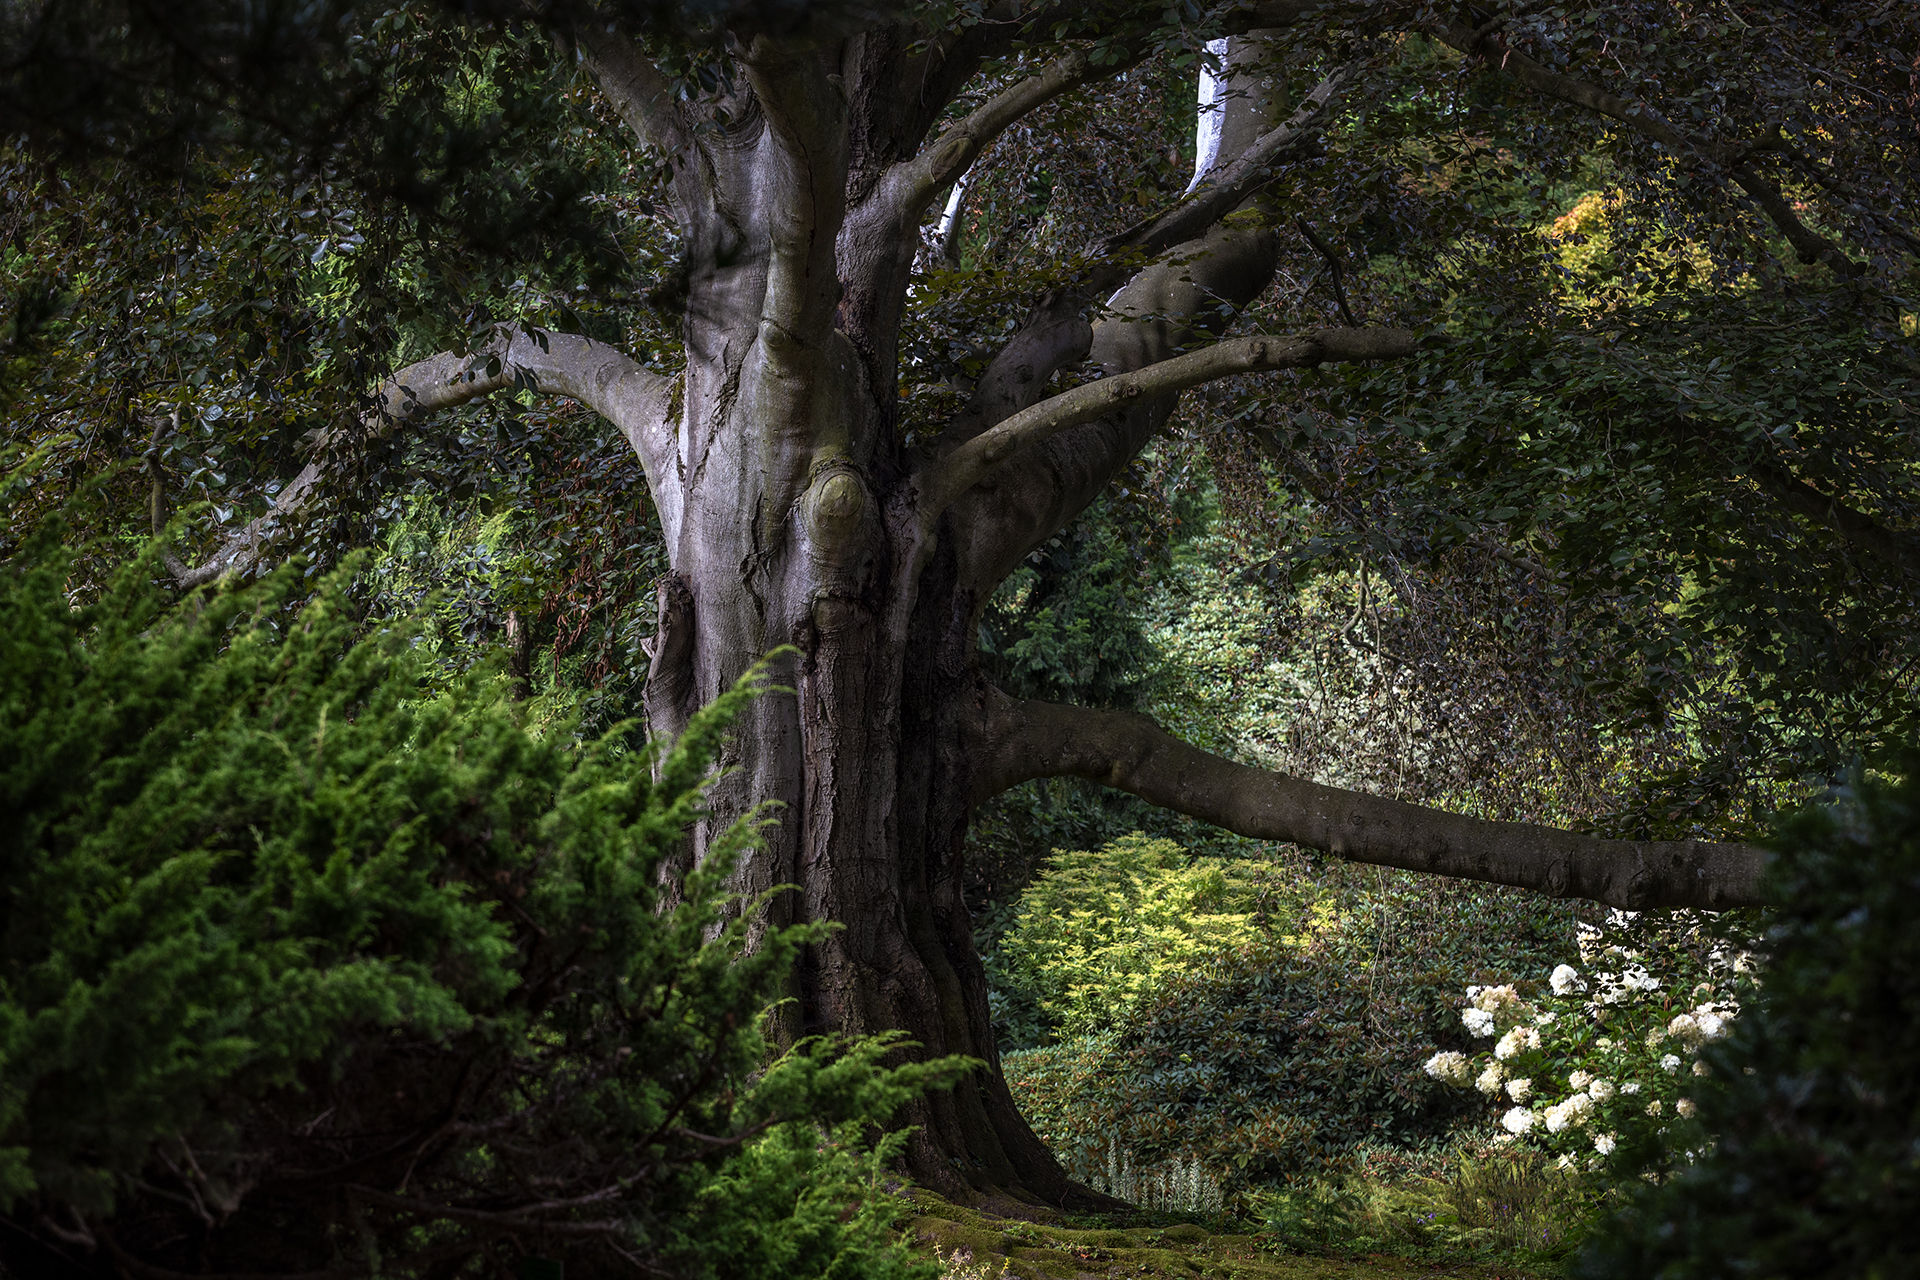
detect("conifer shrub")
[0,528,957,1278]
[1582,761,1920,1279]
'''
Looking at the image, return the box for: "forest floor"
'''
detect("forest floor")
[906,1191,1555,1280]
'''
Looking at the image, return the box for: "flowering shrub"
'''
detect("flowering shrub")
[1585,762,1920,1278]
[1423,947,1747,1170]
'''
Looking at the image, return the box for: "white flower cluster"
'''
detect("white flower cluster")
[1494,1024,1541,1060]
[1595,964,1660,1005]
[1425,956,1743,1165]
[1476,1061,1505,1097]
[1666,1005,1730,1048]
[1543,1091,1594,1133]
[1462,984,1534,1038]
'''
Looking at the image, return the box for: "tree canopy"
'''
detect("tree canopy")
[4,0,1917,1200]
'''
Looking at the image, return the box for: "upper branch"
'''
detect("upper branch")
[576,24,688,160]
[1098,62,1351,263]
[975,692,1768,911]
[740,34,849,348]
[948,61,1353,438]
[1431,20,1864,277]
[871,48,1115,233]
[169,328,678,587]
[919,327,1416,527]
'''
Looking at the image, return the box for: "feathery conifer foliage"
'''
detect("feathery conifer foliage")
[0,500,957,1277]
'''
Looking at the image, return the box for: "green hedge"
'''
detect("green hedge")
[0,527,956,1278]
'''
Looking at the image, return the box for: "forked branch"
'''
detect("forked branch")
[876,48,1117,232]
[977,693,1768,911]
[168,328,678,587]
[1099,63,1352,262]
[918,327,1416,525]
[576,24,688,159]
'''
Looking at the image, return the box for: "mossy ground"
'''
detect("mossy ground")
[905,1191,1554,1280]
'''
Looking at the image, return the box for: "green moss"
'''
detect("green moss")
[904,1190,1555,1279]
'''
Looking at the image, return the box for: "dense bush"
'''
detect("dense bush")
[983,834,1314,1049]
[0,528,958,1278]
[1583,762,1920,1279]
[1003,859,1575,1186]
[1422,931,1751,1173]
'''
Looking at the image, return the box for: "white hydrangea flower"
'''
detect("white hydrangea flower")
[1494,1026,1540,1061]
[1463,1008,1497,1038]
[1695,1010,1728,1041]
[1645,1026,1668,1048]
[1661,1053,1683,1073]
[1502,1106,1536,1135]
[1668,1013,1702,1047]
[1506,1077,1533,1103]
[1568,1069,1593,1091]
[1589,1078,1615,1102]
[1550,964,1585,996]
[1676,1097,1697,1119]
[1543,1102,1570,1133]
[1595,1037,1615,1051]
[1693,1060,1711,1078]
[1476,1062,1506,1096]
[1594,1133,1617,1156]
[1646,1099,1664,1117]
[1621,1081,1642,1095]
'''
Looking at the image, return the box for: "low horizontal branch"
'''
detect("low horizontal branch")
[918,327,1417,525]
[977,693,1768,911]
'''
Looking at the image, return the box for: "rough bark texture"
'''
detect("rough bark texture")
[172,13,1782,1204]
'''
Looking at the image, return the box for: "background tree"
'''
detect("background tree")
[4,0,1916,1202]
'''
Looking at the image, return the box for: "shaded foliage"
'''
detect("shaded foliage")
[0,511,959,1278]
[1583,759,1920,1279]
[1004,852,1576,1184]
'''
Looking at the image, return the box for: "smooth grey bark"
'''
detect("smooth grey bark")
[170,9,1781,1203]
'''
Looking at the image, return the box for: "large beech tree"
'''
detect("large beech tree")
[9,0,1918,1201]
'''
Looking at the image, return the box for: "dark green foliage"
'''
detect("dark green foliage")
[1005,864,1575,1184]
[1583,761,1920,1279]
[0,525,955,1278]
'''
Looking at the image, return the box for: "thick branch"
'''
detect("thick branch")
[1098,62,1350,263]
[741,35,848,348]
[977,694,1768,911]
[576,24,687,159]
[1433,21,1863,278]
[920,328,1416,526]
[948,61,1351,441]
[1752,459,1920,580]
[170,328,678,587]
[874,49,1111,233]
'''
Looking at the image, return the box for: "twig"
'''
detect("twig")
[1296,217,1357,326]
